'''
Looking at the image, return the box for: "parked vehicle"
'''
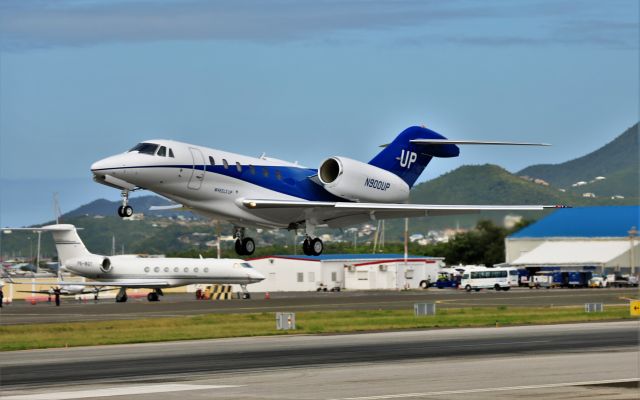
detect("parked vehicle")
[588,276,607,288]
[461,267,518,292]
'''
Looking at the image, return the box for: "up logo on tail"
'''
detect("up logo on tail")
[398,149,417,169]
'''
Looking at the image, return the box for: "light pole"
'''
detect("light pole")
[629,226,637,275]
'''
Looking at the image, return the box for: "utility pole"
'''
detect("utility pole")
[404,218,409,265]
[35,231,42,274]
[629,226,637,275]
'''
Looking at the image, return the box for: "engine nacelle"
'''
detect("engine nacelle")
[318,156,409,202]
[65,256,112,278]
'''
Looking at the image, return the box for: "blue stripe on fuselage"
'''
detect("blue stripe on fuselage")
[93,164,346,201]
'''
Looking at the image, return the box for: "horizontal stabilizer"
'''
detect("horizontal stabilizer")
[409,139,551,146]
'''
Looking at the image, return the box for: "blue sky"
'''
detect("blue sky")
[0,0,638,226]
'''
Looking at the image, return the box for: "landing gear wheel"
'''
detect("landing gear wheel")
[242,292,251,299]
[235,239,244,255]
[311,238,323,256]
[117,206,125,217]
[242,238,255,255]
[302,238,312,256]
[147,292,159,302]
[116,287,128,302]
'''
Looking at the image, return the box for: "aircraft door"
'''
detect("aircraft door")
[188,147,206,190]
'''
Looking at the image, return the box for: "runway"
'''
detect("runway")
[1,321,638,399]
[0,321,640,399]
[1,287,637,325]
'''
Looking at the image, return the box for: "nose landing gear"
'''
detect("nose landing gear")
[117,190,133,218]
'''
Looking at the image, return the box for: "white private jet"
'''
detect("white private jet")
[91,125,564,256]
[3,225,265,302]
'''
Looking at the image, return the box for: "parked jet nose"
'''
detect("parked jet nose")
[249,269,265,283]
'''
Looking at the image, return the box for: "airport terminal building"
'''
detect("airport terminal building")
[246,254,444,292]
[506,206,639,274]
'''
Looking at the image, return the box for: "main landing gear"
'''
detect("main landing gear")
[234,227,255,256]
[302,236,323,256]
[116,287,128,303]
[147,288,163,302]
[117,189,133,218]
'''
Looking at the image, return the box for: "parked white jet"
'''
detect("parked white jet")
[4,225,264,302]
[91,125,564,256]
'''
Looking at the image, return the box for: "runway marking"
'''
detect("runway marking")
[326,378,640,399]
[0,384,241,400]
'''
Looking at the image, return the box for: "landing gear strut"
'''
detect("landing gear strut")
[147,288,163,302]
[117,190,133,218]
[116,287,128,302]
[240,284,251,300]
[234,227,255,256]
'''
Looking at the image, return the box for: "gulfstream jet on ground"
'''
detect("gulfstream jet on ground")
[3,225,264,302]
[91,125,563,256]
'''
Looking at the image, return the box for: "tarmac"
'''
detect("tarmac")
[1,321,638,399]
[1,287,637,325]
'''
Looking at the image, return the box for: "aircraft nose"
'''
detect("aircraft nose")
[251,269,265,282]
[91,154,127,173]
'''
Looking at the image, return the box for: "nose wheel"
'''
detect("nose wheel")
[117,190,133,218]
[117,205,133,218]
[303,237,323,256]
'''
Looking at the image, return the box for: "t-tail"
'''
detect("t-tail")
[4,225,93,265]
[369,125,551,187]
[369,126,459,188]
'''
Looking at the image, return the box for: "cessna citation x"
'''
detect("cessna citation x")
[4,225,264,302]
[91,125,562,256]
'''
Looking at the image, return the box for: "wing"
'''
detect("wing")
[47,280,173,288]
[242,199,567,228]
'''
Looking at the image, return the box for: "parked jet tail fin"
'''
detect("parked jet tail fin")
[1,224,92,265]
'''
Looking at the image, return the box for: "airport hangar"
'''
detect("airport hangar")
[506,205,640,274]
[243,254,444,292]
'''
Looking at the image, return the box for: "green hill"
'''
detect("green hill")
[517,123,639,198]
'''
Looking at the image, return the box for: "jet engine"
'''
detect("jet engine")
[318,157,409,202]
[66,256,113,278]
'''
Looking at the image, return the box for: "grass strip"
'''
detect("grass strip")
[1,306,635,351]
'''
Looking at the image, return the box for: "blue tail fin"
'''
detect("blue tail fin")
[369,126,459,187]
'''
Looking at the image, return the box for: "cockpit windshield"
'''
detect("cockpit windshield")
[129,143,159,155]
[240,263,253,269]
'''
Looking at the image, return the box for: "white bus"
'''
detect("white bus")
[460,267,519,292]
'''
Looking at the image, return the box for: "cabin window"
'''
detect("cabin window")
[194,267,199,273]
[184,267,189,273]
[164,267,169,272]
[223,159,229,169]
[169,149,175,158]
[129,143,158,155]
[154,267,160,273]
[249,165,256,175]
[262,167,269,177]
[204,267,209,273]
[157,146,167,157]
[144,267,150,273]
[174,267,179,272]
[236,162,242,173]
[209,156,215,165]
[275,170,282,180]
